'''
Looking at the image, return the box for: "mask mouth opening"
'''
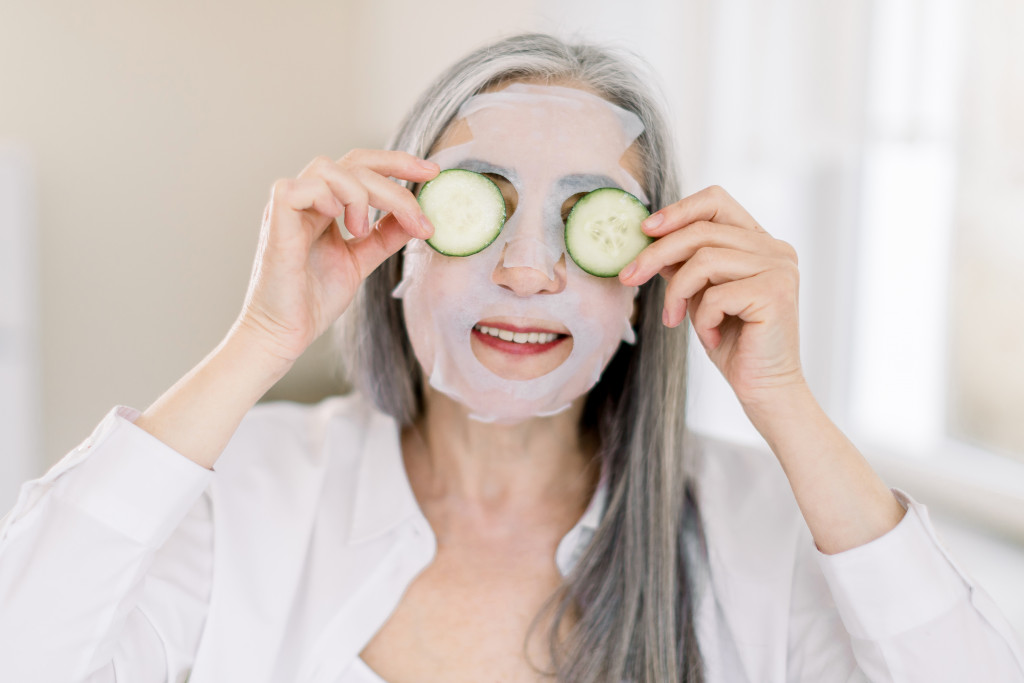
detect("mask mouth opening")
[472,323,571,344]
[472,318,571,336]
[469,320,575,381]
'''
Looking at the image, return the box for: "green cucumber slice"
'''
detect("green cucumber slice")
[417,169,506,256]
[565,187,652,277]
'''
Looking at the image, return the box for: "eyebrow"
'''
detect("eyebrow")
[454,158,520,184]
[563,174,650,209]
[559,173,622,191]
[454,160,624,193]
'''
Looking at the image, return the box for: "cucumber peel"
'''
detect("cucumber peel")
[565,187,652,277]
[417,169,506,256]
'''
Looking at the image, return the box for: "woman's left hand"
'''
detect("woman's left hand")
[619,185,805,412]
[619,187,912,556]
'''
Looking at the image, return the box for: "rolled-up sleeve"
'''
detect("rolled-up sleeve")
[810,487,1024,681]
[0,405,215,682]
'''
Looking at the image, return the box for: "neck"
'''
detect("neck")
[402,388,600,520]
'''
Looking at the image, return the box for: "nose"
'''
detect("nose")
[491,248,567,296]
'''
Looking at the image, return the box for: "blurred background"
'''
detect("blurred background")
[2,0,1022,640]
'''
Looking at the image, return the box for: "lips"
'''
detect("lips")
[471,319,571,355]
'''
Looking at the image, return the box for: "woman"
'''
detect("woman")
[1,32,1022,683]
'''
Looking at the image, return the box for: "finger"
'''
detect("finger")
[297,157,371,237]
[347,212,417,278]
[620,221,785,286]
[657,263,682,281]
[662,248,792,327]
[338,148,440,183]
[355,168,434,240]
[641,185,764,237]
[688,274,774,349]
[270,177,344,217]
[303,157,432,240]
[267,177,344,244]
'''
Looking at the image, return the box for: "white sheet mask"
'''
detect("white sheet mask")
[393,82,649,424]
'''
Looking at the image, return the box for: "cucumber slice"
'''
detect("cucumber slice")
[417,169,506,256]
[565,187,652,277]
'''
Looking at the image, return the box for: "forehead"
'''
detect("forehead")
[427,84,646,193]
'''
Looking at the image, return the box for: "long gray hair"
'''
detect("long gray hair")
[336,32,707,682]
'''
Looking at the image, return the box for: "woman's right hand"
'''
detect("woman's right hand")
[233,150,439,365]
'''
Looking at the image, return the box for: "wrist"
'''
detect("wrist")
[739,381,824,449]
[134,325,297,470]
[227,317,302,369]
[221,321,297,389]
[739,382,908,555]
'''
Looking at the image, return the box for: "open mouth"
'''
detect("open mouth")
[471,322,571,356]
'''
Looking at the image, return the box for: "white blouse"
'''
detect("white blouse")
[0,393,1022,682]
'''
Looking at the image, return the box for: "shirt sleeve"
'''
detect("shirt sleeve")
[786,486,1024,682]
[0,405,216,682]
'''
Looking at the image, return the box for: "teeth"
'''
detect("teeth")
[475,325,560,344]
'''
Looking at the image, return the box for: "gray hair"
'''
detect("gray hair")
[335,32,707,682]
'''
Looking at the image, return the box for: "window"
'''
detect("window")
[849,0,1024,539]
[542,0,1024,538]
[946,0,1024,465]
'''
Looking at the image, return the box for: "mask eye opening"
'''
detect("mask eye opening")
[480,172,517,217]
[560,191,589,223]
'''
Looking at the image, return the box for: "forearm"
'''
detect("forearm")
[743,385,907,555]
[134,323,294,470]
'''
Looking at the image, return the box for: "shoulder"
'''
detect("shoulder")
[687,429,806,575]
[203,392,401,549]
[214,392,385,476]
[687,429,791,499]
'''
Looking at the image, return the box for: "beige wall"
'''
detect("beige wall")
[0,1,541,469]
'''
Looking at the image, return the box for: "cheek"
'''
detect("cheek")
[399,260,454,376]
[401,294,436,377]
[577,277,636,326]
[399,252,497,371]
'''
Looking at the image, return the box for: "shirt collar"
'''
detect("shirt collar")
[555,467,609,575]
[579,470,609,532]
[348,405,610,554]
[348,409,424,545]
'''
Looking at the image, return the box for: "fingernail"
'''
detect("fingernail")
[643,213,665,231]
[663,308,671,326]
[418,159,439,171]
[620,261,637,280]
[419,215,434,237]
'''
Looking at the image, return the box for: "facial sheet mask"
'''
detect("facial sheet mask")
[394,83,649,424]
